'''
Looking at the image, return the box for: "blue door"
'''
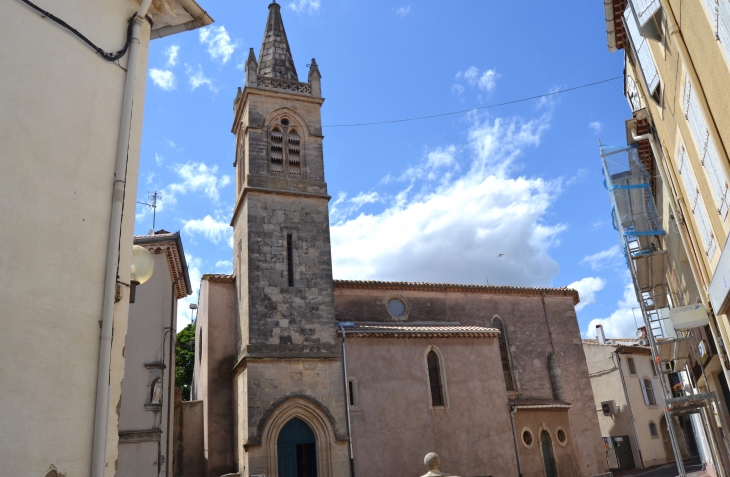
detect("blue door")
[277,418,318,477]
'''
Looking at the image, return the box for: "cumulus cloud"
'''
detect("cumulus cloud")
[581,245,622,271]
[186,64,217,92]
[288,0,320,13]
[453,67,498,94]
[149,68,176,91]
[583,275,641,339]
[399,146,458,182]
[589,121,603,134]
[215,260,233,272]
[199,26,237,63]
[155,153,164,166]
[330,111,564,286]
[168,162,230,202]
[164,44,179,67]
[568,277,606,312]
[396,6,411,16]
[182,215,232,246]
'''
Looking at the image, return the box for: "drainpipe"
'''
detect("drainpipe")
[91,1,153,475]
[509,405,523,477]
[616,352,645,468]
[337,325,355,477]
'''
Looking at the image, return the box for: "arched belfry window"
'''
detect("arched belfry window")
[269,117,304,176]
[492,317,515,392]
[427,350,445,407]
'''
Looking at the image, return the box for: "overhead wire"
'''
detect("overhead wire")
[323,76,623,128]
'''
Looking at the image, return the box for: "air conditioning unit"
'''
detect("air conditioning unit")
[601,400,619,416]
[639,339,649,346]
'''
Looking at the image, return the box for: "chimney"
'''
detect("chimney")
[638,326,647,339]
[596,324,607,344]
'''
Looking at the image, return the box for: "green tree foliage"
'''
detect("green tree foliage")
[176,322,196,401]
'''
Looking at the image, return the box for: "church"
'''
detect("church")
[177,3,609,477]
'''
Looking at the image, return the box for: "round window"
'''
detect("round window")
[557,429,566,443]
[522,429,533,447]
[281,118,290,126]
[387,298,406,317]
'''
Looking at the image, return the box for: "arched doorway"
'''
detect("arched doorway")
[277,418,318,477]
[541,430,557,477]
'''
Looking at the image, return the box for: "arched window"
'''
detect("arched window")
[288,129,301,176]
[492,317,515,392]
[649,422,658,438]
[277,418,317,477]
[270,127,284,173]
[426,350,445,407]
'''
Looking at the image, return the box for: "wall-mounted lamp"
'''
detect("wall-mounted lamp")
[129,245,154,303]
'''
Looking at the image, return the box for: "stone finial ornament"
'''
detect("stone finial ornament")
[420,453,458,477]
[308,58,322,97]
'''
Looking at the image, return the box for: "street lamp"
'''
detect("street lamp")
[129,245,154,303]
[189,303,198,323]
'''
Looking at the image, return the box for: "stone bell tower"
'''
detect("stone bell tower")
[229,2,350,476]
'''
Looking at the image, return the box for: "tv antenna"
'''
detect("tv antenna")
[137,191,161,231]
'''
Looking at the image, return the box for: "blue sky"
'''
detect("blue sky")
[136,0,644,336]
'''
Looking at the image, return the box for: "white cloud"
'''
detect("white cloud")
[199,26,237,63]
[186,64,217,92]
[155,153,164,166]
[584,276,641,339]
[164,44,179,67]
[581,245,622,271]
[167,162,230,203]
[330,111,565,286]
[478,69,497,92]
[215,260,233,272]
[568,277,606,312]
[452,84,465,95]
[589,121,603,134]
[399,146,458,182]
[183,215,232,246]
[288,0,320,13]
[149,68,176,91]
[463,66,479,85]
[396,6,411,16]
[330,191,381,224]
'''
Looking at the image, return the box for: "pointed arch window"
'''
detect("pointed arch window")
[269,118,304,176]
[492,317,515,392]
[426,350,444,407]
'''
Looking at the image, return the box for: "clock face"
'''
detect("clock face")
[626,76,641,111]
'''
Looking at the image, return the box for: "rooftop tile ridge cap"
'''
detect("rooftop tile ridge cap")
[333,279,577,292]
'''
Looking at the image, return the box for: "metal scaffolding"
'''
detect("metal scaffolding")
[600,143,729,477]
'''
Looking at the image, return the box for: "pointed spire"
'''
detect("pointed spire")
[258,2,298,81]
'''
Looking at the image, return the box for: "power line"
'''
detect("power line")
[323,76,623,128]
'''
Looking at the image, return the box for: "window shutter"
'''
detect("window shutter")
[720,0,730,58]
[624,4,660,94]
[641,380,651,405]
[684,75,730,219]
[678,142,717,259]
[652,379,660,404]
[632,0,662,30]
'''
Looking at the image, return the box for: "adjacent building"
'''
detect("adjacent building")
[176,3,610,477]
[599,0,730,474]
[118,231,192,477]
[0,1,211,476]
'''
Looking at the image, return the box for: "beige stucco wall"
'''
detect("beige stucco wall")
[0,1,149,476]
[345,336,518,477]
[584,343,668,468]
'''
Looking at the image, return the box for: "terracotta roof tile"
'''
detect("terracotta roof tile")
[339,323,499,338]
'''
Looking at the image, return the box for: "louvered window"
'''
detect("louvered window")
[270,128,284,173]
[624,3,661,94]
[492,318,515,392]
[683,75,729,219]
[288,130,301,176]
[426,350,444,407]
[678,141,717,259]
[702,0,730,65]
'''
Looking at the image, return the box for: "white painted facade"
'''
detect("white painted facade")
[0,1,210,476]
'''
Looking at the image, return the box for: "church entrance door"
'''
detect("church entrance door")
[541,430,557,477]
[277,418,318,477]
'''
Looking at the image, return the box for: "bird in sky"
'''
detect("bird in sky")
[498,253,505,258]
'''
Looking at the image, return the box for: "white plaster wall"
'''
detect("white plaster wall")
[0,1,149,476]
